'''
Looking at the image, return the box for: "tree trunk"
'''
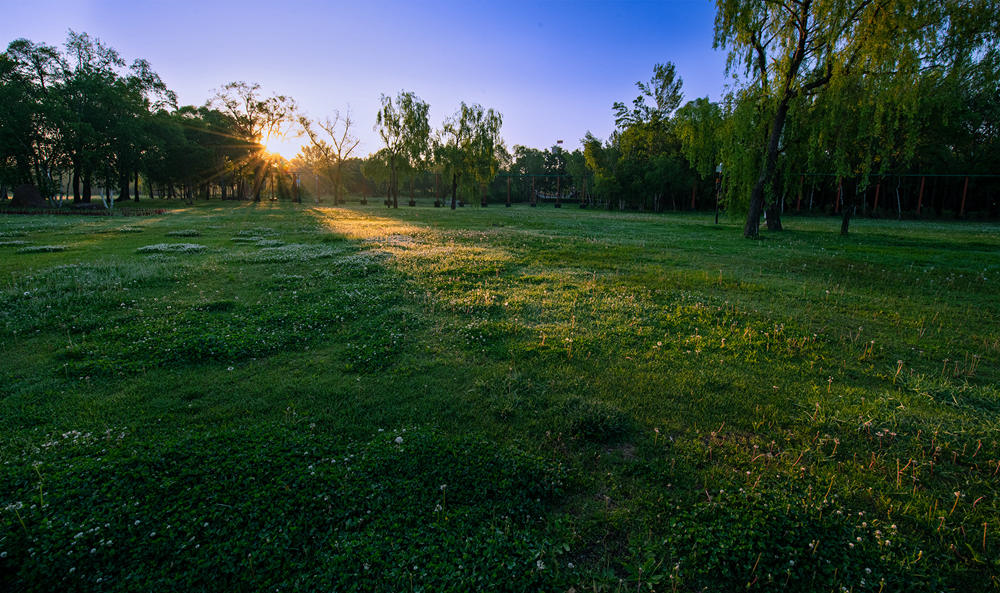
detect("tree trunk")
[82,172,92,203]
[766,202,783,231]
[841,178,856,235]
[745,99,791,238]
[134,171,140,202]
[389,159,398,208]
[252,160,265,202]
[72,164,81,203]
[119,170,130,201]
[450,173,458,210]
[336,161,344,204]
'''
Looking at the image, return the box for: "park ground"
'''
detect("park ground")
[1,200,998,591]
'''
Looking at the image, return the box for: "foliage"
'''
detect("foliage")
[433,102,505,207]
[713,0,1000,236]
[584,62,700,211]
[375,91,431,207]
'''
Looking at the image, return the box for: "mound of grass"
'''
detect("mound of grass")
[165,229,201,237]
[229,243,343,264]
[135,243,207,254]
[15,245,68,253]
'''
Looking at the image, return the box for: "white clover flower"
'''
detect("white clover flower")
[394,436,403,444]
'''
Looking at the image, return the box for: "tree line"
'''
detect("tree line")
[0,32,512,211]
[4,1,998,236]
[0,32,313,205]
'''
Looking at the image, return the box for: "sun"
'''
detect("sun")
[261,134,304,160]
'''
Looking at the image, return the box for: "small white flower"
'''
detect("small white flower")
[394,436,403,444]
[536,560,546,570]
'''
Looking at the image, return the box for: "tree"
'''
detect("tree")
[0,39,65,199]
[613,62,684,129]
[468,107,504,206]
[361,149,393,203]
[300,110,361,204]
[375,91,430,208]
[675,97,723,182]
[211,81,297,201]
[583,133,622,209]
[587,62,693,212]
[714,0,1000,237]
[57,31,175,204]
[435,102,504,209]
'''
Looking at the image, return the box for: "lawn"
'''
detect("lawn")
[1,200,998,591]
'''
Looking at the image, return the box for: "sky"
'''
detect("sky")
[1,0,729,159]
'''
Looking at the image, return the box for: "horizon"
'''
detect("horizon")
[1,0,729,159]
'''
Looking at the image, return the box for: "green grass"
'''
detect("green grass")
[2,200,998,591]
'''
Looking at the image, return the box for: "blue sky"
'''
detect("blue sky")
[2,0,728,157]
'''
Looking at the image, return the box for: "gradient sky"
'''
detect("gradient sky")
[1,0,729,158]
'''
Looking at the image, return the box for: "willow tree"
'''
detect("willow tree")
[714,0,998,238]
[468,107,505,206]
[675,97,723,183]
[375,91,430,208]
[435,102,503,209]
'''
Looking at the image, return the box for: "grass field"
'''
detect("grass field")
[1,200,998,591]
